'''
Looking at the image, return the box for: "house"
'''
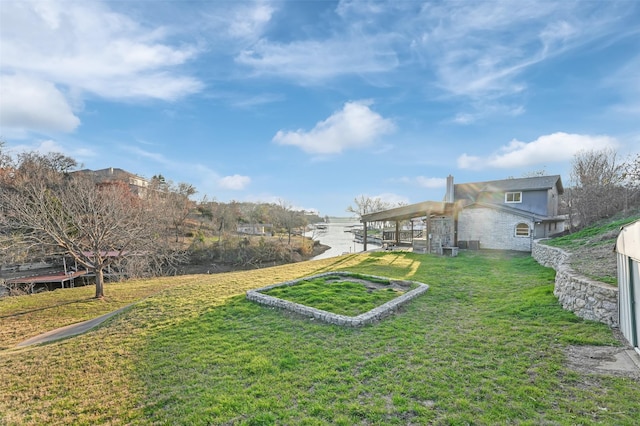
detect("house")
[237,224,273,236]
[359,174,566,253]
[72,167,150,197]
[451,175,566,251]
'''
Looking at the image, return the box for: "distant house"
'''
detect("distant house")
[452,175,566,251]
[237,224,273,236]
[360,174,566,253]
[73,167,150,197]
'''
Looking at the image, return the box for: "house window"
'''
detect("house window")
[515,223,530,237]
[505,192,522,203]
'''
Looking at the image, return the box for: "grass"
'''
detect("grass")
[263,274,413,316]
[541,213,640,284]
[544,214,640,250]
[1,251,639,425]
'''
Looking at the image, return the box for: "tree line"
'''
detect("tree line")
[0,144,322,298]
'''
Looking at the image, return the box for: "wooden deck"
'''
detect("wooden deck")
[4,270,88,291]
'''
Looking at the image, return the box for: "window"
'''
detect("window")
[515,223,530,237]
[505,192,522,203]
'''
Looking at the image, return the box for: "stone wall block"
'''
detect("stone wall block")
[532,240,618,327]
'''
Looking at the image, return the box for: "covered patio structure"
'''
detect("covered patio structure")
[360,201,460,254]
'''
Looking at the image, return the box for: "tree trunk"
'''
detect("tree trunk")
[95,268,105,299]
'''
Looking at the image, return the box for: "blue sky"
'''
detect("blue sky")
[1,0,639,217]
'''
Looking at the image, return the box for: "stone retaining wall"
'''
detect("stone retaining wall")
[246,271,429,327]
[532,240,618,327]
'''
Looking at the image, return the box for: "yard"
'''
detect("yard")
[1,250,639,425]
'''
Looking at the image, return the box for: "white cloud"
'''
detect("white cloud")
[415,177,447,189]
[457,132,619,170]
[273,101,395,155]
[0,75,80,133]
[218,174,251,190]
[0,0,202,135]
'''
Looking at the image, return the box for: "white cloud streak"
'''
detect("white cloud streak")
[458,132,619,170]
[236,37,398,83]
[121,146,251,192]
[273,101,395,155]
[411,1,608,101]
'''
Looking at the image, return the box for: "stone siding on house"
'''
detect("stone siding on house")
[532,240,618,327]
[457,207,533,251]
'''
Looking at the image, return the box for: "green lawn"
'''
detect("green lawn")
[263,274,414,316]
[1,251,638,425]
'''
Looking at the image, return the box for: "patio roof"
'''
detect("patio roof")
[360,201,458,223]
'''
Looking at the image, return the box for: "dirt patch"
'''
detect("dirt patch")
[565,344,640,381]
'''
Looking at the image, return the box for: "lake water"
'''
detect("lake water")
[306,217,380,260]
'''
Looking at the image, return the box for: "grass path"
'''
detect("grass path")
[1,251,639,425]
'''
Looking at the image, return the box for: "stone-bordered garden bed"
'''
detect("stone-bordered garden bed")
[246,271,429,327]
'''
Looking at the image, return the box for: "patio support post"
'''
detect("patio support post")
[363,221,368,251]
[395,221,400,246]
[426,214,432,254]
[411,220,414,243]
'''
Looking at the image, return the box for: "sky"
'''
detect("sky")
[1,0,639,217]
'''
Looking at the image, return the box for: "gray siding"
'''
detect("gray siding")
[477,189,549,216]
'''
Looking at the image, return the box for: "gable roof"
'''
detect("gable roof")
[454,175,563,202]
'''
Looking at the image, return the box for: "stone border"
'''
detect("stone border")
[246,271,429,327]
[532,240,618,327]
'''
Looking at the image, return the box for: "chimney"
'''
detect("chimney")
[445,175,454,202]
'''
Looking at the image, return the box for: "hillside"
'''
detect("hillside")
[542,213,640,285]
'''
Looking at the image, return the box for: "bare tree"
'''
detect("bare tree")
[569,148,626,229]
[620,152,640,213]
[1,155,182,298]
[275,200,297,244]
[149,179,197,243]
[346,195,393,218]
